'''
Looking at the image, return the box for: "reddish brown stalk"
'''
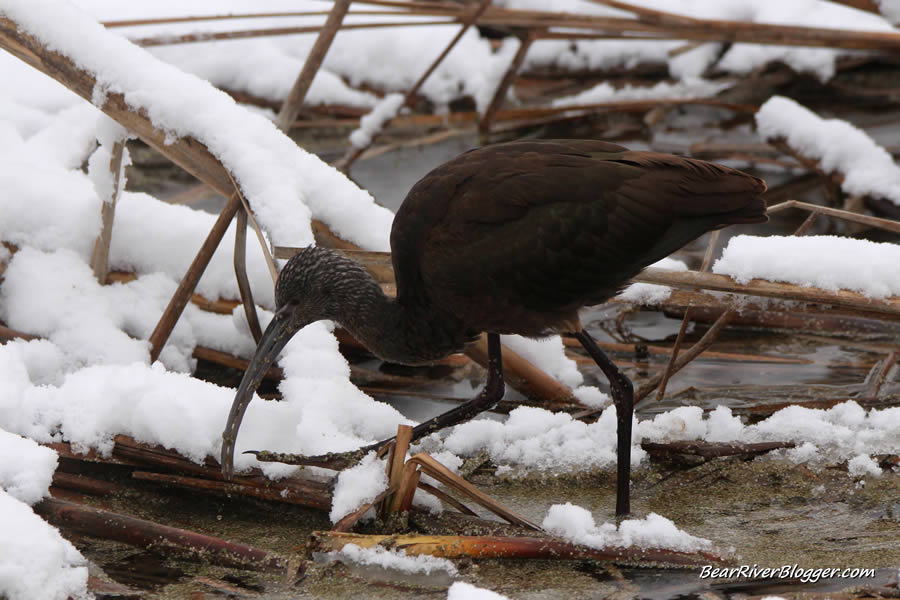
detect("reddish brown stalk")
[132,471,332,510]
[310,531,729,566]
[51,472,121,496]
[36,496,288,572]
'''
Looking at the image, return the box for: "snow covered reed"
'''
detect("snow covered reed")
[757,96,900,207]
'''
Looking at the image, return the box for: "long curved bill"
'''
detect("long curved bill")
[221,306,295,480]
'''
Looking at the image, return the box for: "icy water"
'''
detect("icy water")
[96,135,900,598]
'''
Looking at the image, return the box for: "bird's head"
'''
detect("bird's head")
[220,246,375,479]
[273,245,353,329]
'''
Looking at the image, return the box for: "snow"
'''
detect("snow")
[2,0,899,591]
[349,93,405,148]
[848,454,883,478]
[443,406,625,475]
[501,335,583,388]
[618,257,688,305]
[330,543,458,577]
[0,430,87,600]
[543,503,712,553]
[440,402,899,477]
[0,430,57,505]
[756,96,900,206]
[448,582,511,600]
[552,78,733,108]
[329,453,389,523]
[509,0,897,82]
[713,235,900,298]
[0,491,90,600]
[2,0,396,252]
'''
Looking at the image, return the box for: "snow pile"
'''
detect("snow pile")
[543,503,712,552]
[438,402,899,477]
[619,257,688,305]
[349,93,405,148]
[638,403,900,475]
[329,453,389,523]
[3,0,395,251]
[330,543,458,577]
[713,235,900,298]
[501,334,584,388]
[0,430,57,505]
[442,406,623,475]
[0,491,90,600]
[756,96,900,206]
[448,582,511,600]
[0,433,89,600]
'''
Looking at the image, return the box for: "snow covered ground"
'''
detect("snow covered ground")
[1,1,899,599]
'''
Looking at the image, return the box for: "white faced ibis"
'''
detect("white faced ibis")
[221,139,767,515]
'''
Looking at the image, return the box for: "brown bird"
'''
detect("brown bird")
[221,139,767,515]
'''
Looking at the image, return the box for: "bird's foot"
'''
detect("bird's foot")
[247,439,389,472]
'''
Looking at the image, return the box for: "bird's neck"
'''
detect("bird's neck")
[333,273,467,366]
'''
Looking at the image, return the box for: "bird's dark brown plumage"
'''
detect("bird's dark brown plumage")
[392,139,766,337]
[221,138,767,516]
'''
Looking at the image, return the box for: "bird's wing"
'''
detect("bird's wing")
[391,140,765,324]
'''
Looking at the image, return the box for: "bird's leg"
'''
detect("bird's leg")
[406,331,505,441]
[250,333,505,470]
[573,329,633,516]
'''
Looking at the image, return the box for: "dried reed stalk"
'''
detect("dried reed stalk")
[0,15,380,362]
[89,139,126,284]
[310,530,728,566]
[380,424,414,518]
[642,440,796,460]
[768,199,900,234]
[276,0,352,131]
[338,0,492,171]
[131,20,456,47]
